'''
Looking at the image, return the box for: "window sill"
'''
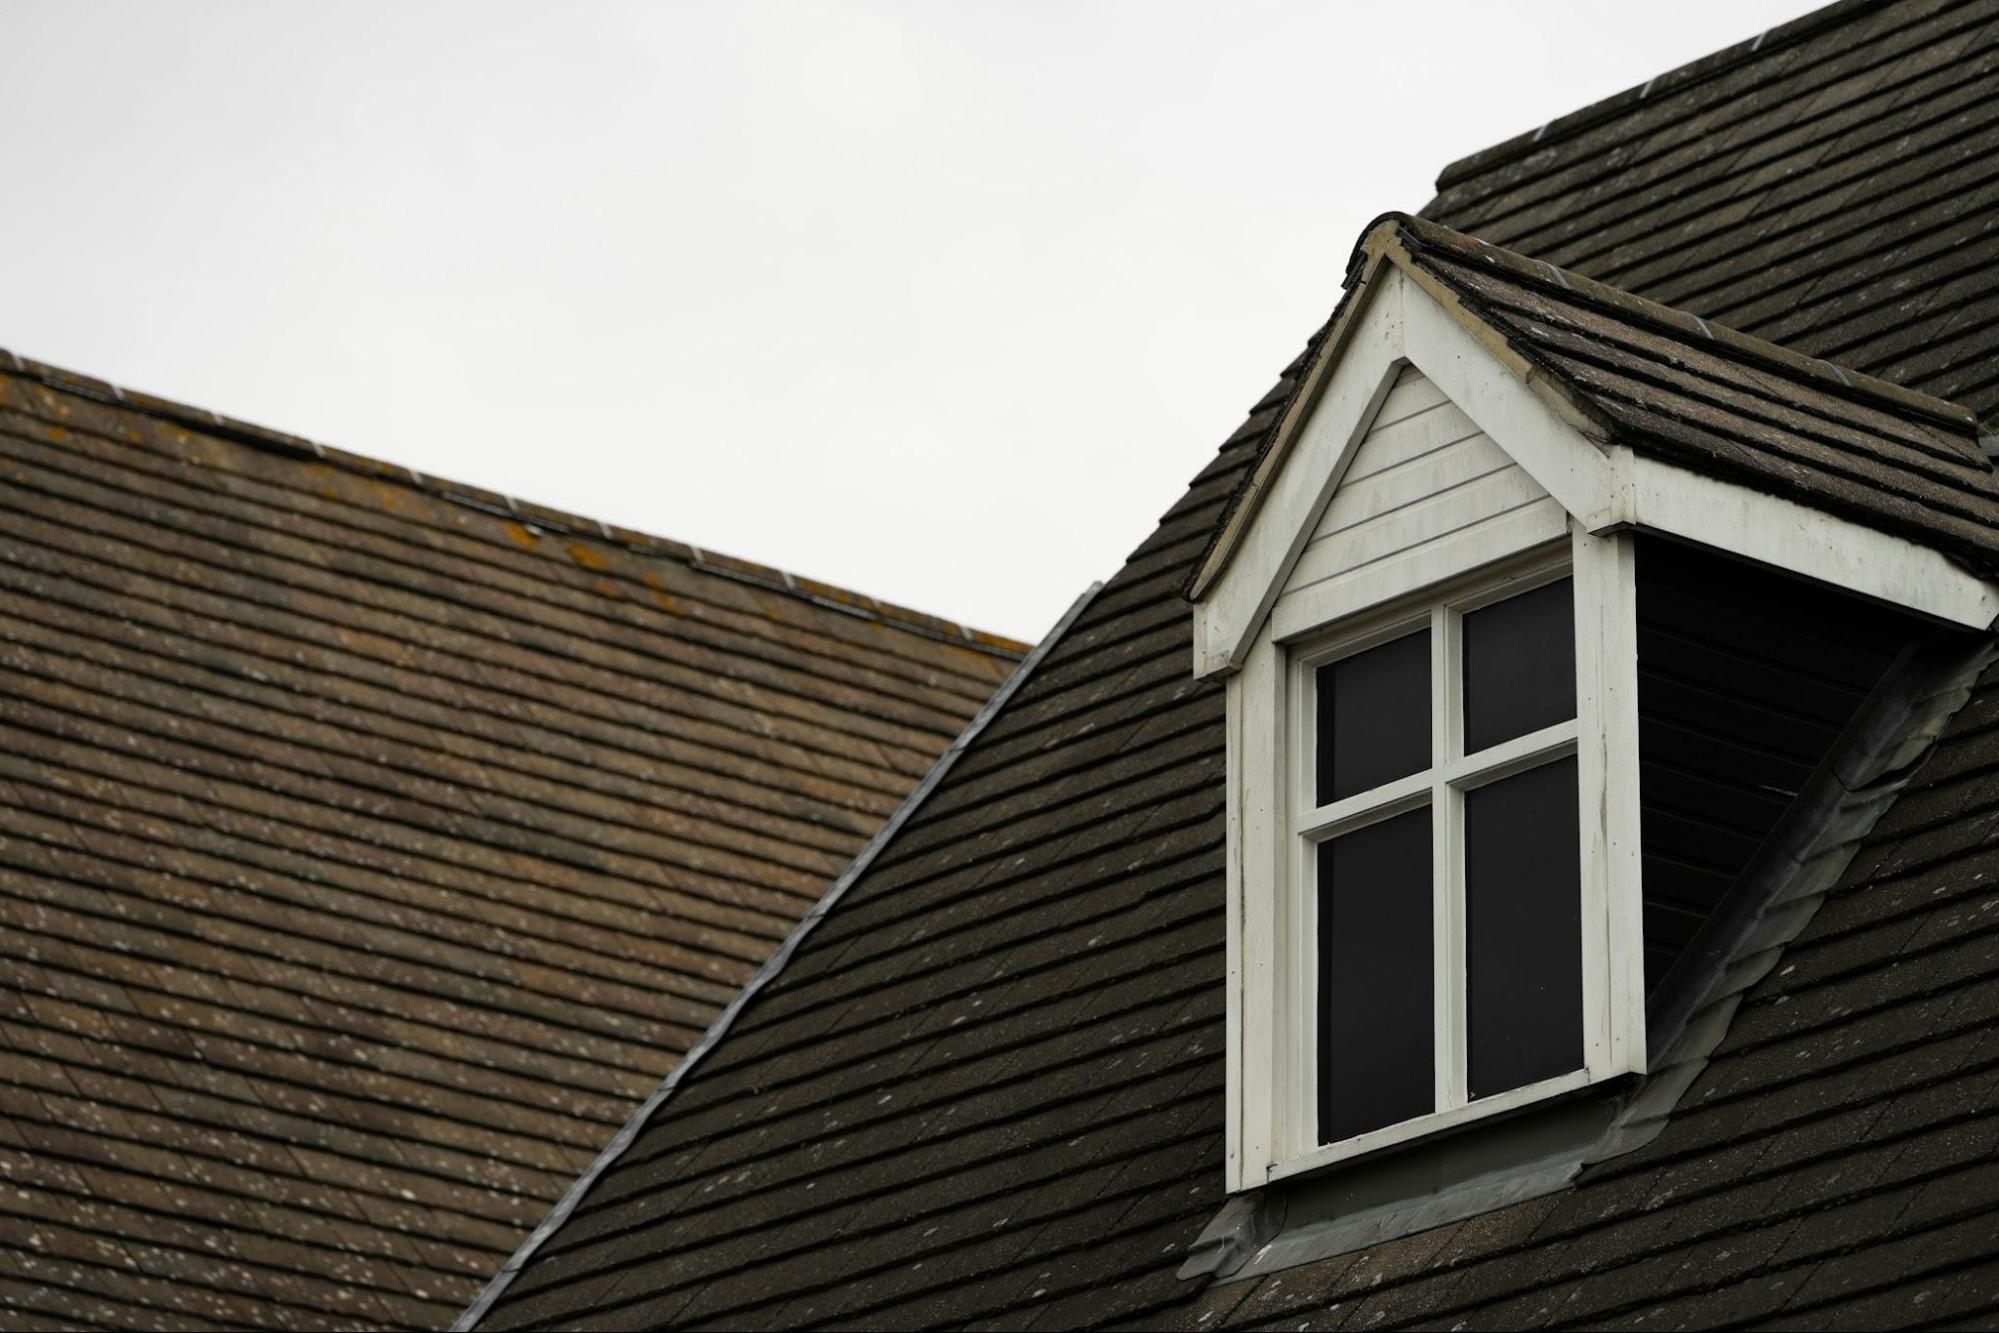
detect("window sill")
[1267,1066,1596,1184]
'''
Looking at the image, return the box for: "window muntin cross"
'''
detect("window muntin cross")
[1300,572,1584,1147]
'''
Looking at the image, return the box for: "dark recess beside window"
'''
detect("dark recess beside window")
[1635,539,1913,995]
[1317,629,1430,804]
[1464,578,1576,754]
[1318,808,1433,1143]
[1466,757,1583,1099]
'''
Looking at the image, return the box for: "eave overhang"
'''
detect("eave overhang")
[1187,214,1999,680]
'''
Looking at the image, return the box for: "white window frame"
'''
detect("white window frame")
[1237,531,1646,1188]
[1205,259,1999,1194]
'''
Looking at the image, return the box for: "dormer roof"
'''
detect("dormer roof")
[1193,213,1999,608]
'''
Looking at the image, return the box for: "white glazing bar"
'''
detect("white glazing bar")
[1442,719,1580,789]
[1294,770,1433,841]
[1430,606,1460,1114]
[1438,606,1469,1112]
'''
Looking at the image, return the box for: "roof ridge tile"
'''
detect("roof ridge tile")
[0,350,1029,657]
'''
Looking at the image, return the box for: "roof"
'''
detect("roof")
[0,351,1025,1331]
[1423,0,1999,423]
[1194,211,1999,600]
[467,2,1999,1330]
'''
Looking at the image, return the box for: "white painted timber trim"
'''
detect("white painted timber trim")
[1193,273,1406,678]
[1598,449,1999,630]
[1573,528,1646,1079]
[1399,272,1614,525]
[1230,634,1285,1188]
[1224,630,1245,1193]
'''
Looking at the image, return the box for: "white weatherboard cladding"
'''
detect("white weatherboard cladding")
[1276,366,1565,624]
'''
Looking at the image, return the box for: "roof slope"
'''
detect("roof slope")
[0,352,1022,1332]
[1424,0,1999,422]
[472,3,1999,1329]
[469,362,1263,1332]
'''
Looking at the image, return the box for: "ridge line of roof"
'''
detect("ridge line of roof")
[1432,0,1892,191]
[0,348,1030,658]
[450,578,1105,1333]
[1389,214,1983,433]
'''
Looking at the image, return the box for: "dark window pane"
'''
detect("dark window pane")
[1318,807,1434,1143]
[1463,579,1576,754]
[1466,757,1583,1099]
[1317,630,1430,804]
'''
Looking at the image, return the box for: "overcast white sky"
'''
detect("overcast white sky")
[5,1,1812,642]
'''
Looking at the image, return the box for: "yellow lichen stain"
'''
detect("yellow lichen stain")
[503,522,540,550]
[641,571,682,615]
[566,542,610,572]
[44,425,66,444]
[370,481,403,512]
[320,487,339,501]
[592,578,621,600]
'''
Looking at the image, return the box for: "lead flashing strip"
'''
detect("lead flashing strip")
[451,579,1104,1332]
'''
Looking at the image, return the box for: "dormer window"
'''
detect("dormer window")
[1305,568,1583,1150]
[1189,216,1999,1194]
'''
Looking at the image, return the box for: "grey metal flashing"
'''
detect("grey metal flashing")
[1180,1084,1633,1285]
[1179,626,1995,1290]
[452,580,1103,1332]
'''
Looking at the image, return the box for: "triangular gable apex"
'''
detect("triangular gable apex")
[1189,241,1617,679]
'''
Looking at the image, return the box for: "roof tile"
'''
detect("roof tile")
[0,356,1022,1331]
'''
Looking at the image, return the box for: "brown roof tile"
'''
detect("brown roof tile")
[0,354,1024,1331]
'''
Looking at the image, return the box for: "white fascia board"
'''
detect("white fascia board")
[1602,449,1999,630]
[1192,269,1406,679]
[1397,269,1615,523]
[1195,264,1627,678]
